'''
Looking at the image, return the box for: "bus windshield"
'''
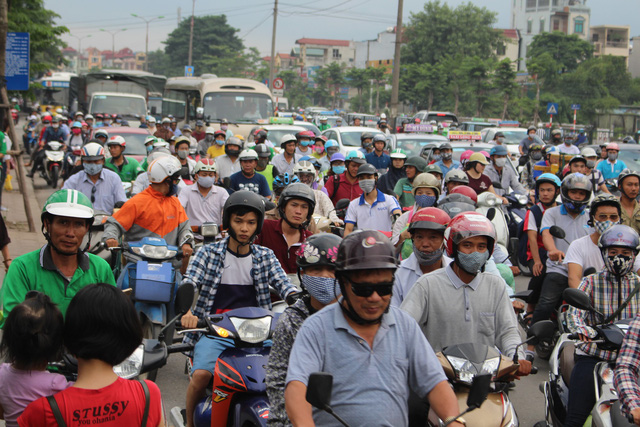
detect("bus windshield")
[90,95,146,117]
[203,92,273,123]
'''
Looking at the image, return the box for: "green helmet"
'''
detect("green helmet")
[423,164,443,177]
[42,189,94,220]
[390,148,407,159]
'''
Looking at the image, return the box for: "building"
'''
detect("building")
[511,0,591,70]
[590,25,630,65]
[354,28,397,69]
[496,29,521,69]
[86,47,103,70]
[262,53,298,72]
[294,38,355,69]
[629,37,640,78]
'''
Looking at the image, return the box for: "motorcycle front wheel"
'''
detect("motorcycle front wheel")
[50,165,59,188]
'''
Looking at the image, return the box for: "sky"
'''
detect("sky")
[46,0,640,58]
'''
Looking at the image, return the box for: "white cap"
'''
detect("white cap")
[380,113,387,119]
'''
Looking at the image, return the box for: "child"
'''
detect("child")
[19,283,164,426]
[0,292,70,427]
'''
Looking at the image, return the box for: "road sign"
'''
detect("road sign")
[272,77,284,90]
[571,104,581,110]
[184,66,194,77]
[6,32,29,91]
[272,89,284,97]
[546,102,559,115]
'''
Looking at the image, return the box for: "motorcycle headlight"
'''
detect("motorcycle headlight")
[516,194,528,205]
[113,344,144,379]
[201,223,219,238]
[447,356,477,385]
[140,244,177,259]
[481,356,501,378]
[229,316,272,344]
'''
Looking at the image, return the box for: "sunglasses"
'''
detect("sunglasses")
[349,280,394,298]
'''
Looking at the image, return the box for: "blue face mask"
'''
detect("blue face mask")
[300,140,311,147]
[302,275,340,305]
[415,194,437,208]
[332,165,346,175]
[215,138,225,146]
[83,163,103,176]
[146,145,154,153]
[167,180,179,197]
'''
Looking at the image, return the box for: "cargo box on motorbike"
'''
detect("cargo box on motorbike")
[130,261,174,303]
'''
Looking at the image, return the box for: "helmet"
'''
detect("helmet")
[551,129,562,137]
[360,132,374,141]
[225,136,243,148]
[81,143,105,161]
[194,159,216,174]
[278,182,316,228]
[273,173,300,191]
[85,114,94,120]
[408,207,451,234]
[529,143,543,152]
[589,194,621,227]
[581,147,597,158]
[560,173,593,213]
[315,135,328,143]
[372,134,386,144]
[174,136,192,149]
[543,145,559,157]
[330,153,346,163]
[94,129,109,139]
[460,150,474,164]
[599,224,640,276]
[205,127,216,135]
[450,185,478,204]
[528,125,537,133]
[445,169,469,185]
[293,160,316,176]
[153,138,169,149]
[356,163,377,177]
[390,148,407,159]
[106,135,125,147]
[161,117,171,124]
[404,156,427,172]
[325,139,339,149]
[144,136,157,145]
[444,212,496,257]
[623,136,636,144]
[345,150,366,165]
[422,162,441,175]
[536,172,562,188]
[336,230,398,272]
[480,150,490,159]
[568,155,586,166]
[148,156,182,183]
[147,147,172,163]
[147,116,156,124]
[214,130,226,138]
[468,152,489,165]
[280,134,297,147]
[296,233,343,270]
[618,169,640,190]
[296,130,315,139]
[238,149,258,161]
[606,142,620,151]
[489,145,508,156]
[438,194,476,217]
[253,144,271,158]
[42,189,94,220]
[72,121,82,128]
[254,129,268,140]
[440,142,452,151]
[411,173,441,197]
[222,190,266,237]
[494,132,505,139]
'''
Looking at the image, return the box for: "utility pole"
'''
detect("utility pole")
[132,14,164,72]
[70,34,91,74]
[390,0,403,117]
[188,0,195,66]
[99,28,126,65]
[268,0,278,90]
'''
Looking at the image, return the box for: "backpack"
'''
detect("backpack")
[517,204,544,266]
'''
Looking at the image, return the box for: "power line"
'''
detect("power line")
[240,11,274,39]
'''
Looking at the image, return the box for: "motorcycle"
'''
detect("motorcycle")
[41,141,65,188]
[476,192,511,257]
[539,288,634,427]
[62,142,83,180]
[192,222,220,250]
[169,306,281,427]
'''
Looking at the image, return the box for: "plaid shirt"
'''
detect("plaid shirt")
[181,237,296,348]
[614,315,640,416]
[566,270,640,361]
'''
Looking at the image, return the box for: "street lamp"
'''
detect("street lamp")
[69,34,91,74]
[99,28,127,65]
[131,14,164,71]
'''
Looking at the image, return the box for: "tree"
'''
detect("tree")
[345,68,369,98]
[461,56,493,116]
[527,32,593,75]
[526,52,557,123]
[494,59,518,120]
[366,66,387,114]
[277,70,310,109]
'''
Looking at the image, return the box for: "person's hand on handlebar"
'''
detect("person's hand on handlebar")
[630,408,640,425]
[105,238,118,248]
[514,358,532,379]
[548,249,565,262]
[182,243,193,258]
[180,309,198,329]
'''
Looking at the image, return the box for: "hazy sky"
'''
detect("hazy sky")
[46,0,640,58]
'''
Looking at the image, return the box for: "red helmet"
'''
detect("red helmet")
[315,135,328,143]
[296,130,315,139]
[414,118,421,124]
[444,212,496,257]
[214,130,226,138]
[450,185,478,204]
[408,207,451,234]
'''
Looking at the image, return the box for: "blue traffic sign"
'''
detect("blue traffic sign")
[6,32,29,91]
[185,66,194,77]
[571,104,581,110]
[546,102,559,115]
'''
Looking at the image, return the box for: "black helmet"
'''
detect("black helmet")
[360,132,374,141]
[253,144,271,158]
[568,155,586,166]
[296,233,342,270]
[278,182,316,229]
[255,130,267,140]
[527,125,537,133]
[336,230,398,273]
[404,156,428,172]
[356,163,377,177]
[560,173,592,213]
[588,194,621,227]
[222,190,266,240]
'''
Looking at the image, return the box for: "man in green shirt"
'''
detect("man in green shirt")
[394,156,427,208]
[0,189,115,326]
[318,116,330,131]
[104,135,144,182]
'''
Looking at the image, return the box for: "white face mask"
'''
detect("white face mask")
[494,158,507,168]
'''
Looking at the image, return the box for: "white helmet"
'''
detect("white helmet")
[81,142,106,161]
[205,127,216,135]
[147,147,172,163]
[94,129,109,139]
[153,138,170,149]
[581,147,597,158]
[293,160,316,177]
[238,149,258,161]
[195,159,217,173]
[147,116,157,124]
[106,135,126,147]
[148,156,182,183]
[85,114,94,120]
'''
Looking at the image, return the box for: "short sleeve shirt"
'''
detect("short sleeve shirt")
[229,171,272,197]
[466,172,493,195]
[540,205,590,275]
[565,234,640,273]
[558,144,580,155]
[345,190,401,232]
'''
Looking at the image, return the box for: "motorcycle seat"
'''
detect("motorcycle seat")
[559,342,576,387]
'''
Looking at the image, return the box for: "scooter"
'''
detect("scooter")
[476,191,511,257]
[169,306,281,427]
[538,288,634,427]
[192,222,220,250]
[62,142,83,180]
[41,141,65,188]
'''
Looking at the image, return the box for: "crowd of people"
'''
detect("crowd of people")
[3,108,640,427]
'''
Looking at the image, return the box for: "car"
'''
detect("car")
[412,110,459,125]
[481,127,530,161]
[247,124,307,145]
[90,126,151,162]
[345,113,379,128]
[584,143,640,172]
[293,121,321,136]
[458,121,495,132]
[321,126,385,154]
[387,133,448,158]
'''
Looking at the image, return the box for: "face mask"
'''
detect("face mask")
[413,246,443,266]
[586,159,596,169]
[605,254,635,276]
[197,176,214,188]
[494,158,507,168]
[359,179,375,193]
[146,145,154,153]
[205,135,214,142]
[72,128,81,135]
[456,251,490,274]
[608,152,618,162]
[528,133,535,139]
[299,140,311,147]
[415,194,437,208]
[167,180,179,197]
[531,152,543,161]
[226,148,240,157]
[594,220,616,235]
[221,125,228,131]
[497,137,505,144]
[177,150,189,159]
[442,152,452,161]
[302,275,340,305]
[432,154,442,162]
[314,146,325,154]
[215,138,224,145]
[363,143,372,150]
[52,124,59,129]
[332,165,345,175]
[83,163,103,176]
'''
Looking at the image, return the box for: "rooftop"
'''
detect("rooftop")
[296,38,350,47]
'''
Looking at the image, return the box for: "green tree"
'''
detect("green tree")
[345,68,369,98]
[278,70,310,109]
[494,59,518,120]
[526,52,557,123]
[366,66,387,114]
[527,32,593,75]
[147,49,172,76]
[461,56,493,116]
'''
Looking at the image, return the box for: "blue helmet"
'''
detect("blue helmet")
[536,173,562,188]
[273,172,300,190]
[489,145,509,156]
[325,139,339,149]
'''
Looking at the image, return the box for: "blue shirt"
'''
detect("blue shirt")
[345,190,401,232]
[596,158,627,180]
[533,160,547,180]
[286,303,446,426]
[434,159,461,178]
[365,151,391,170]
[229,171,272,197]
[62,168,127,215]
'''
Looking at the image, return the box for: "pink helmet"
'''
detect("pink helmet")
[460,150,474,165]
[480,150,490,160]
[606,142,620,151]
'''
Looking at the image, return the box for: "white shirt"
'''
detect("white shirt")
[214,155,241,180]
[178,183,229,227]
[345,190,401,232]
[558,144,580,155]
[565,233,640,273]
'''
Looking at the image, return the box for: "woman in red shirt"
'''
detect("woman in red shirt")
[464,152,503,200]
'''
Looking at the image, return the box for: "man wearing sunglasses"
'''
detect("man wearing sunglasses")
[104,156,194,271]
[401,212,532,378]
[285,230,464,426]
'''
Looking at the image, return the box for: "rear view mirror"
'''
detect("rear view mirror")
[492,181,503,189]
[306,372,333,410]
[563,288,593,311]
[174,284,194,315]
[583,267,597,277]
[549,225,566,240]
[527,320,555,345]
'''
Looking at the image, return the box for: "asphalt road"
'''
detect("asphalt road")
[30,172,549,426]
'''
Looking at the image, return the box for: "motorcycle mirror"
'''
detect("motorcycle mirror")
[264,200,276,212]
[549,225,566,240]
[583,267,597,277]
[335,198,350,211]
[518,156,528,166]
[174,284,194,315]
[306,372,333,411]
[492,181,503,189]
[527,320,555,344]
[466,373,491,410]
[562,288,593,311]
[511,289,533,302]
